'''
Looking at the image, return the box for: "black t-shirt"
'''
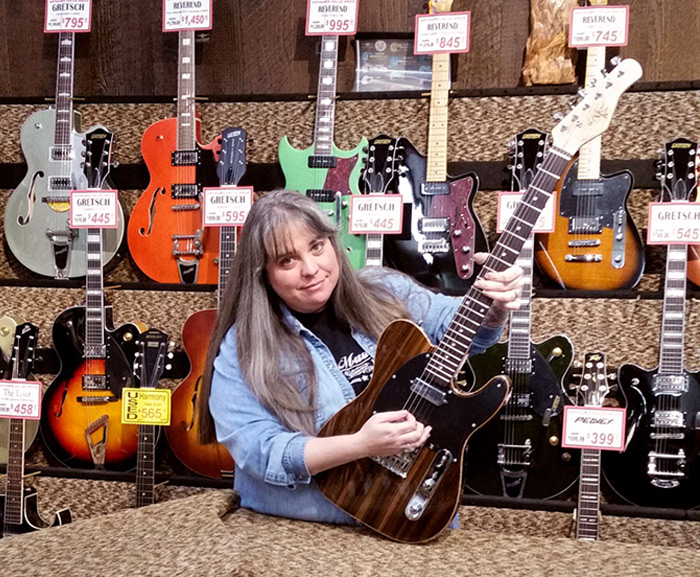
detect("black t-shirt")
[293,307,374,395]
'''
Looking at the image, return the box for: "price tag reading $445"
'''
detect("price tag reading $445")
[45,0,92,32]
[0,381,42,420]
[69,190,118,229]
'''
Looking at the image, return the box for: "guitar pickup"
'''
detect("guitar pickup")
[568,239,601,247]
[308,156,337,169]
[410,377,447,406]
[651,410,685,429]
[421,182,450,195]
[568,216,602,234]
[504,358,533,375]
[572,181,604,196]
[82,374,107,390]
[172,184,200,199]
[418,217,450,234]
[172,149,200,166]
[48,177,72,191]
[50,145,74,162]
[652,374,688,394]
[306,189,337,203]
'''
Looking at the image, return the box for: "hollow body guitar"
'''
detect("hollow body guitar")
[464,129,576,500]
[127,30,220,284]
[4,32,124,278]
[316,58,643,542]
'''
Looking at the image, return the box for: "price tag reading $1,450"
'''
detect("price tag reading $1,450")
[569,5,629,48]
[69,190,118,229]
[163,0,212,32]
[562,406,626,451]
[202,187,253,227]
[121,388,172,426]
[646,202,700,245]
[0,380,42,420]
[414,12,470,55]
[349,194,403,234]
[45,0,92,32]
[306,0,358,35]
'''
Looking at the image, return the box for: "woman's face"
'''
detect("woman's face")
[265,221,340,314]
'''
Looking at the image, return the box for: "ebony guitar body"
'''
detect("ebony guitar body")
[1,487,72,537]
[41,306,140,470]
[534,160,644,290]
[602,364,700,509]
[463,336,579,499]
[316,320,510,543]
[389,138,487,292]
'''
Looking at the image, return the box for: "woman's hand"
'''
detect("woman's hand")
[472,252,524,327]
[354,410,432,458]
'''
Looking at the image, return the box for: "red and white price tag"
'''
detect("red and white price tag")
[44,0,92,33]
[69,190,118,229]
[414,12,470,55]
[306,0,358,36]
[562,406,626,451]
[349,194,403,234]
[569,5,629,48]
[163,0,212,31]
[0,380,42,420]
[496,191,555,233]
[202,187,253,227]
[646,202,700,245]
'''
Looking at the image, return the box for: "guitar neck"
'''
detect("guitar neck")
[85,229,106,358]
[426,53,450,182]
[507,234,534,359]
[313,35,339,157]
[577,46,606,180]
[3,418,26,527]
[426,148,572,382]
[659,243,688,374]
[135,424,157,508]
[217,226,237,310]
[177,30,197,151]
[576,447,601,540]
[365,234,384,267]
[53,32,76,150]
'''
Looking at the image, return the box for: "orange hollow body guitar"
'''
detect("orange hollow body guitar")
[127,30,220,284]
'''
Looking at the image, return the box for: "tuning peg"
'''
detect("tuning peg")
[553,111,565,121]
[610,56,621,66]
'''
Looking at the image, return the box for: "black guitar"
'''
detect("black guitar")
[1,323,72,537]
[133,329,169,508]
[602,138,700,508]
[464,130,577,500]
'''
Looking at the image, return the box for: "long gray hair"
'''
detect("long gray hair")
[199,190,409,440]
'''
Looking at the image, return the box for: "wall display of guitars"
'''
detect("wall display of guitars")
[315,58,643,543]
[279,33,368,269]
[127,30,221,284]
[386,0,487,293]
[464,129,577,500]
[0,322,72,537]
[164,127,242,479]
[41,134,143,470]
[602,138,700,509]
[4,32,125,279]
[534,3,645,291]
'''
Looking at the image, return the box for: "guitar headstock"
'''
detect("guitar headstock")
[551,58,642,156]
[133,329,170,389]
[217,127,248,187]
[9,322,39,381]
[429,0,454,14]
[509,128,548,192]
[658,138,699,203]
[573,352,613,408]
[84,127,115,189]
[361,135,401,194]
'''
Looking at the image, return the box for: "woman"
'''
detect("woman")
[199,189,522,524]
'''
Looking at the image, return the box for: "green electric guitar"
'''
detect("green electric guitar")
[278,34,368,269]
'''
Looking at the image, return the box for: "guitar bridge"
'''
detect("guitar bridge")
[565,254,602,263]
[497,441,532,466]
[648,449,687,487]
[405,449,453,521]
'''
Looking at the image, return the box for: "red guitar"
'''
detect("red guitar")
[127,30,220,284]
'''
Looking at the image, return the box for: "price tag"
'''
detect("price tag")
[163,0,212,32]
[121,388,171,426]
[306,0,358,36]
[69,190,118,229]
[562,406,626,451]
[496,191,555,233]
[569,5,629,48]
[646,202,700,245]
[414,12,470,55]
[202,187,253,227]
[0,381,42,420]
[349,194,404,234]
[44,0,92,33]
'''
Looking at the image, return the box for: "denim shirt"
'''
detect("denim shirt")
[209,270,503,524]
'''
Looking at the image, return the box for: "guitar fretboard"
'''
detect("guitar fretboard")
[135,424,156,508]
[424,148,572,385]
[576,448,601,540]
[659,243,688,375]
[53,32,76,150]
[85,229,106,357]
[217,227,236,311]
[425,53,450,182]
[3,419,26,529]
[177,30,197,152]
[507,235,534,360]
[313,35,339,157]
